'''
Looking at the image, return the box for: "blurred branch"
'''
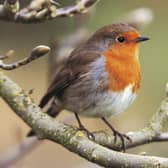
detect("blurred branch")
[122,8,154,29]
[0,0,99,23]
[0,137,40,168]
[1,73,168,167]
[0,50,15,60]
[0,114,75,168]
[0,0,20,19]
[0,45,50,70]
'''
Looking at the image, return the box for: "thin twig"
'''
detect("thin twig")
[0,45,50,70]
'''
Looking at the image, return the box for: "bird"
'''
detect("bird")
[27,23,149,151]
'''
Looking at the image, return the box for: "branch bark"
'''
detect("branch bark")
[1,72,168,167]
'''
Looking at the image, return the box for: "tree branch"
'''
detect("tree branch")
[0,0,99,23]
[1,72,168,167]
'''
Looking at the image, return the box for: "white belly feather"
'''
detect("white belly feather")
[81,85,136,117]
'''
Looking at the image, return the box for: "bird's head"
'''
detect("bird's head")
[89,23,149,60]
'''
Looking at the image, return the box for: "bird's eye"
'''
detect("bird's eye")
[117,36,125,43]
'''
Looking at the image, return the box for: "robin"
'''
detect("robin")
[28,23,149,151]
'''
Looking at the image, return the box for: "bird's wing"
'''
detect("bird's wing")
[39,68,78,108]
[39,49,100,109]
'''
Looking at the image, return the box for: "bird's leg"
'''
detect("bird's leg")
[74,113,95,140]
[101,117,132,152]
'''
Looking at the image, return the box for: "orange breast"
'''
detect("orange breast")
[103,43,141,93]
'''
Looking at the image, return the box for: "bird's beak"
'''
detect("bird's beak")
[135,36,150,43]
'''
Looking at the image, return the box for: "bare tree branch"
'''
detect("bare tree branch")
[0,0,99,23]
[0,72,168,167]
[1,130,168,168]
[0,45,50,70]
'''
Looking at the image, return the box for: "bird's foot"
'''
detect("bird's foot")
[112,129,132,152]
[101,117,132,152]
[75,113,95,140]
[77,126,95,140]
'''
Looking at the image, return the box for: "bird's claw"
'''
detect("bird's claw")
[113,130,132,152]
[78,127,95,140]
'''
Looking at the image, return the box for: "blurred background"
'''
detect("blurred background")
[0,0,168,167]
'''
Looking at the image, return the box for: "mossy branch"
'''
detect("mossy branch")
[1,72,168,167]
